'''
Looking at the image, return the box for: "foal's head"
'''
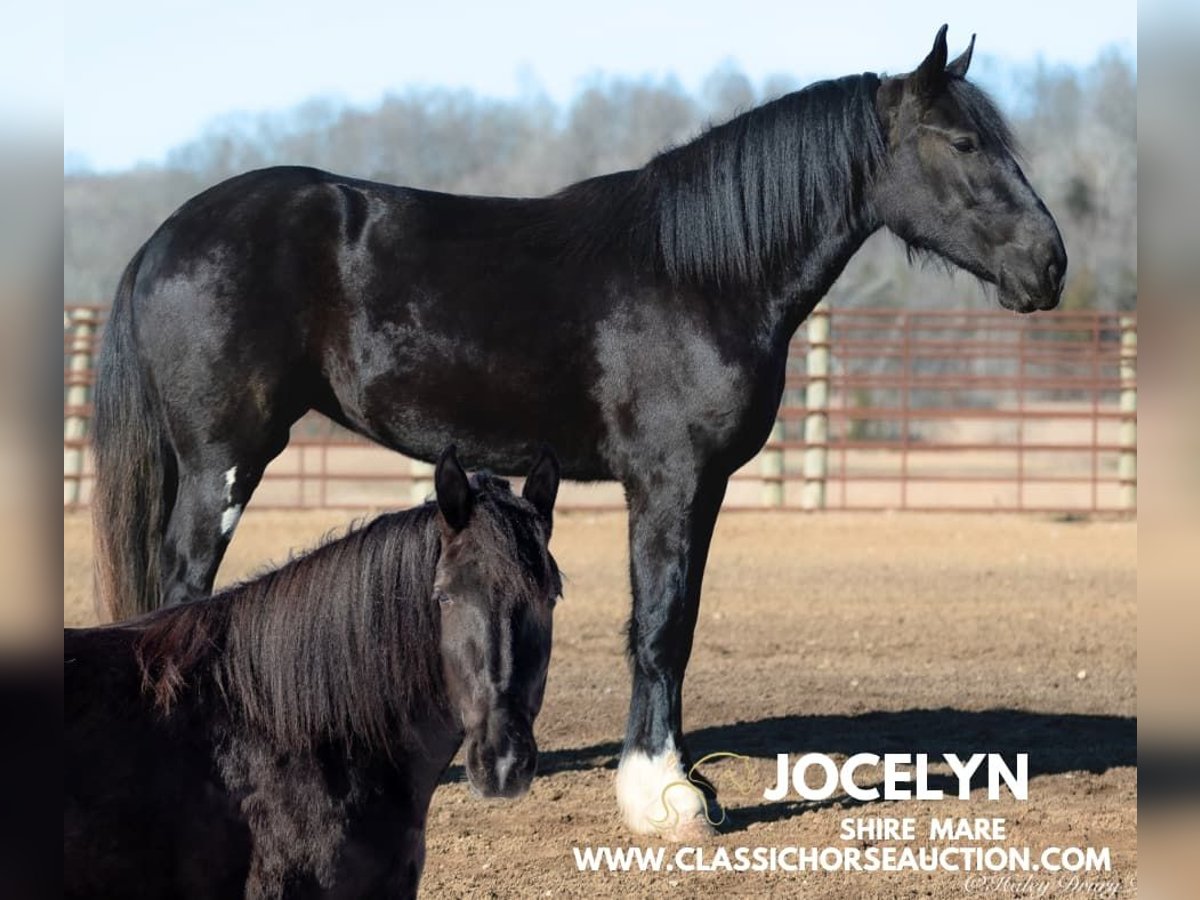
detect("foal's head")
[431,445,561,799]
[872,25,1067,312]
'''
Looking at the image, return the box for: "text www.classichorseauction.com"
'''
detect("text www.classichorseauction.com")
[571,752,1116,881]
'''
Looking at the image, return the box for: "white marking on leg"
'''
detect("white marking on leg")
[220,504,242,537]
[219,467,242,538]
[615,736,707,836]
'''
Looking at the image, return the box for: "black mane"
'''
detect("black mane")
[132,474,553,751]
[538,73,886,287]
[643,73,887,286]
[546,72,1017,289]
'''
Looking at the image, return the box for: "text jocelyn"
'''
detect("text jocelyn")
[763,753,1029,802]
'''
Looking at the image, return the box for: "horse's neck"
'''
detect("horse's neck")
[323,711,461,802]
[762,214,881,347]
[377,716,464,810]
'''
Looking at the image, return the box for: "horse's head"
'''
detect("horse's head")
[431,445,561,799]
[872,25,1067,313]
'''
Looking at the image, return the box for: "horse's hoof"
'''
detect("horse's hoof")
[615,741,713,838]
[661,814,716,843]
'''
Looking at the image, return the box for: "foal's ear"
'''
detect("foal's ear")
[522,446,560,532]
[913,23,949,97]
[946,34,976,80]
[435,445,473,532]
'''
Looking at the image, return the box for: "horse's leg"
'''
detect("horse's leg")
[616,470,728,839]
[158,416,294,607]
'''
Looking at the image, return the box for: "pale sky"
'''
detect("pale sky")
[57,0,1136,172]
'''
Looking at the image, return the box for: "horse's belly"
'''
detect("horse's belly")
[325,331,612,479]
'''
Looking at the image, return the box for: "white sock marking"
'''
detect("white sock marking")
[615,736,707,835]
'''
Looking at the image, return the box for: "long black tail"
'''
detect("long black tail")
[92,244,175,620]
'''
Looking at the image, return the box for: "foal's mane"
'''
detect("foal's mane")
[133,474,551,751]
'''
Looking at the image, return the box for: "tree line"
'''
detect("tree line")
[65,53,1135,311]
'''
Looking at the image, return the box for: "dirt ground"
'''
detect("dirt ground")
[64,509,1137,898]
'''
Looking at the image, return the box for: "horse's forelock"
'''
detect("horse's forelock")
[457,477,560,601]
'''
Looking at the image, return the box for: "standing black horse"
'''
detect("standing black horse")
[68,447,562,898]
[92,27,1065,837]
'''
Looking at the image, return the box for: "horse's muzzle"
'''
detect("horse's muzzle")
[465,734,538,799]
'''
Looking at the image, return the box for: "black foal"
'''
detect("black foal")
[66,447,561,898]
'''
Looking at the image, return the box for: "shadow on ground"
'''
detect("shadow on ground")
[443,708,1136,831]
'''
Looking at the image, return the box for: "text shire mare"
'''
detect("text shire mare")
[92,27,1065,837]
[67,447,562,897]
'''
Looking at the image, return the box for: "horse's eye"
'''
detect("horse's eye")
[434,590,453,606]
[952,137,977,154]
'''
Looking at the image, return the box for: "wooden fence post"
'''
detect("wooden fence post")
[801,307,830,511]
[64,309,96,506]
[1118,315,1136,512]
[761,420,785,507]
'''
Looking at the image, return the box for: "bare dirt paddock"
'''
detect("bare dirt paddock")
[64,510,1136,898]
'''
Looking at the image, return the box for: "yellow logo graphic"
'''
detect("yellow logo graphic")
[647,751,757,830]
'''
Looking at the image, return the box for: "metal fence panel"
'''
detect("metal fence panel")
[64,304,1136,514]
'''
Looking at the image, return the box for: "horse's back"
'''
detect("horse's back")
[64,626,250,899]
[130,163,594,321]
[125,165,623,474]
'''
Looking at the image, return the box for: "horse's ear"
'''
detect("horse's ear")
[435,445,473,532]
[522,446,560,532]
[946,34,976,79]
[913,24,949,97]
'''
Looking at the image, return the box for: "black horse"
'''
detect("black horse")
[91,27,1065,837]
[67,447,561,898]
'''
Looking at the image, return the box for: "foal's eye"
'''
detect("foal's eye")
[951,137,977,154]
[434,590,453,606]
